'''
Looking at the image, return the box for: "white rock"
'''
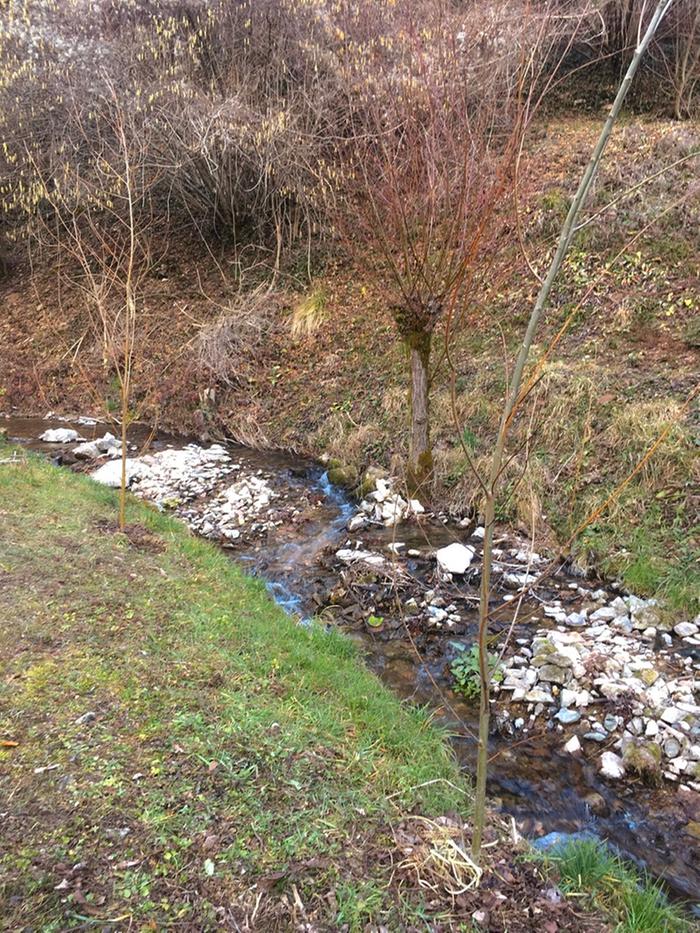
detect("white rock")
[428,606,448,623]
[504,571,537,587]
[39,428,81,443]
[660,707,684,725]
[381,495,408,526]
[590,606,617,622]
[347,514,367,533]
[436,542,475,575]
[96,432,121,452]
[599,751,625,780]
[472,526,485,539]
[371,479,392,503]
[73,441,102,459]
[335,548,385,567]
[91,458,140,488]
[564,735,581,754]
[674,621,699,638]
[407,499,425,515]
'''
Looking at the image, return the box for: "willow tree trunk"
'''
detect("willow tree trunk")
[406,330,433,495]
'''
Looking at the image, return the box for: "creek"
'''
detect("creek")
[3,413,699,909]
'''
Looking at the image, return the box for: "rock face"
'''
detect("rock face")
[39,428,81,443]
[435,542,475,575]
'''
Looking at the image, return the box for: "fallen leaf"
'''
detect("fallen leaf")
[0,740,19,748]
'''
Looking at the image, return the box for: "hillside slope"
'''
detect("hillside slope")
[1,115,699,611]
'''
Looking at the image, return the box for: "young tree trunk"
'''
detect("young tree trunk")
[468,0,675,865]
[119,410,128,531]
[406,330,433,495]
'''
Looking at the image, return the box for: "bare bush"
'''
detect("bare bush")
[332,0,582,492]
[550,1,700,117]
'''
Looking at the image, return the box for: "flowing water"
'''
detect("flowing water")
[3,414,699,908]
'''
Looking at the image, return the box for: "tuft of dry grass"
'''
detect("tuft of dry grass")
[289,286,327,338]
[396,816,482,899]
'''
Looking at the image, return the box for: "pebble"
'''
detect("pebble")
[675,621,699,638]
[584,731,608,743]
[74,711,96,725]
[556,708,581,725]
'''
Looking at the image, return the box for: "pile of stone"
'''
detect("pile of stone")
[347,477,425,530]
[38,425,123,460]
[92,443,235,507]
[495,593,700,789]
[184,474,279,542]
[73,433,122,460]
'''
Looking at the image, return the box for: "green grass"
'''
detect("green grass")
[0,447,470,929]
[548,839,690,932]
[577,500,700,615]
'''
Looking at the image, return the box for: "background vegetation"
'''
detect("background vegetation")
[0,0,698,612]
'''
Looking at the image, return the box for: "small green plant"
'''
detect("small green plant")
[366,614,383,628]
[450,644,502,700]
[456,427,479,451]
[548,839,689,932]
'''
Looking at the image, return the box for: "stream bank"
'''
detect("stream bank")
[3,412,699,909]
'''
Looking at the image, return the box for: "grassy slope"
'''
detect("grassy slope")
[0,449,468,929]
[0,452,692,931]
[0,116,698,613]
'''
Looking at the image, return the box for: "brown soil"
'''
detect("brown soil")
[93,517,166,552]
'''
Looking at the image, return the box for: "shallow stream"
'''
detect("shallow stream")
[3,414,699,908]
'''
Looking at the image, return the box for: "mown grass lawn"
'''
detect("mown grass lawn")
[0,449,469,929]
